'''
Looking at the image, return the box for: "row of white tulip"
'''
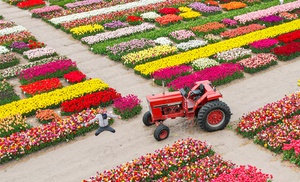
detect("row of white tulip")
[81,23,155,44]
[176,40,208,51]
[191,58,220,71]
[153,37,173,45]
[23,47,56,59]
[0,45,10,54]
[0,25,27,36]
[213,48,252,62]
[49,0,166,25]
[140,11,161,20]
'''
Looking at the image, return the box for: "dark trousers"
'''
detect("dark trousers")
[95,126,116,136]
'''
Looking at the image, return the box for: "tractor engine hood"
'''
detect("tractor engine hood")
[146,91,183,104]
[146,91,184,120]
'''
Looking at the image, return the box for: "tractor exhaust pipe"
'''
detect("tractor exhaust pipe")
[162,81,165,95]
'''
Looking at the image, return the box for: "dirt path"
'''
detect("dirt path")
[0,2,300,182]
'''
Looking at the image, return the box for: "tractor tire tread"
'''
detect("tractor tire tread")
[154,124,170,141]
[198,100,231,132]
[143,111,154,126]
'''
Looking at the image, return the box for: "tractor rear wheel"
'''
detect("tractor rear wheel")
[197,100,231,132]
[154,124,170,141]
[143,111,155,126]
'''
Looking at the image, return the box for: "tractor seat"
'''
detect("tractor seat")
[193,84,205,101]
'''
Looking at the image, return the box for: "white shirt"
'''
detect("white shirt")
[88,113,118,127]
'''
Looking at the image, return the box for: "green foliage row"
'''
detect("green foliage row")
[0,90,20,106]
[0,58,20,69]
[283,149,300,167]
[276,52,300,61]
[49,0,77,7]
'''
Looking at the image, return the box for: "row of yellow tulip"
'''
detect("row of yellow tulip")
[179,10,201,19]
[134,19,300,76]
[122,45,177,65]
[0,78,109,119]
[70,24,104,36]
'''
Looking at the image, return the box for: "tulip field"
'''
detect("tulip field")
[1,0,300,181]
[0,12,124,164]
[22,0,300,89]
[237,92,300,166]
[84,138,273,182]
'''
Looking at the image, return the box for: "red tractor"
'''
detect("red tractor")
[143,80,231,141]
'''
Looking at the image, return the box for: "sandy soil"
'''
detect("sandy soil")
[0,2,300,182]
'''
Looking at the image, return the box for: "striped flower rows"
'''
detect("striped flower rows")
[0,14,143,165]
[0,108,98,163]
[237,92,300,138]
[0,78,109,119]
[134,19,300,77]
[234,1,300,24]
[237,91,300,165]
[49,0,165,25]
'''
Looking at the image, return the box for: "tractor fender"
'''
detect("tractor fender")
[206,92,222,101]
[194,92,222,109]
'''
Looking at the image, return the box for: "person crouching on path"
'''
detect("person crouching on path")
[85,107,121,136]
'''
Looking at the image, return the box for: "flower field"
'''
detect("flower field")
[0,13,140,164]
[28,0,299,86]
[237,91,300,166]
[83,138,273,181]
[10,0,298,90]
[0,107,106,163]
[1,0,300,180]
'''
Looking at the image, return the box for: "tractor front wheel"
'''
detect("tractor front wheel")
[154,124,170,141]
[197,100,231,132]
[143,111,155,126]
